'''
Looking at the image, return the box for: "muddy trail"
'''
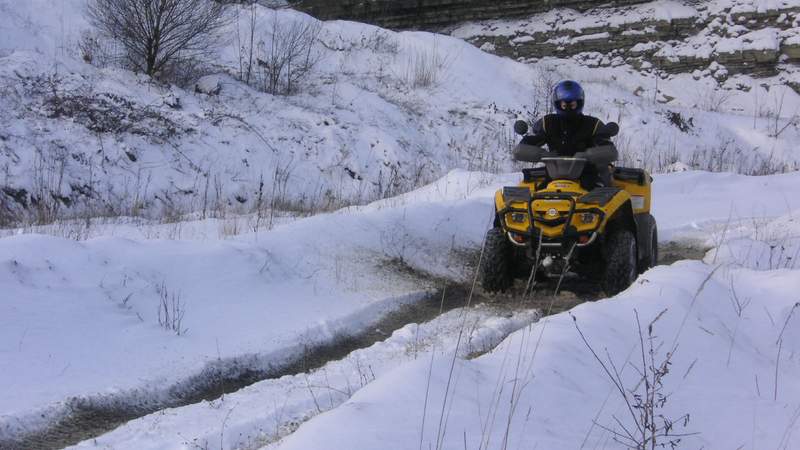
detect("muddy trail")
[2,241,704,450]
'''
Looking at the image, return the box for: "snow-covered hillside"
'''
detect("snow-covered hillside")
[1,0,799,226]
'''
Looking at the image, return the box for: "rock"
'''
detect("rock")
[782,38,800,62]
[163,93,181,109]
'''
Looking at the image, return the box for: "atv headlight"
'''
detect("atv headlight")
[631,195,645,210]
[510,212,527,223]
[580,213,597,224]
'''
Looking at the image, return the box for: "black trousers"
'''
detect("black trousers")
[579,164,611,190]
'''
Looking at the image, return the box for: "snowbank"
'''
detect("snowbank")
[272,260,800,449]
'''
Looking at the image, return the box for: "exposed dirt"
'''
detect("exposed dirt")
[1,241,704,450]
[658,240,710,265]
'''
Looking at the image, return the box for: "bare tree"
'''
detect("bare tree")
[86,0,229,78]
[255,12,322,95]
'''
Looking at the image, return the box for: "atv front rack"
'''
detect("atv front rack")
[499,188,606,248]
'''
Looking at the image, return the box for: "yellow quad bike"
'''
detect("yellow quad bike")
[480,120,658,296]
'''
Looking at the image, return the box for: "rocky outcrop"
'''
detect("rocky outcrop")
[291,0,651,30]
[293,0,799,84]
[451,1,800,81]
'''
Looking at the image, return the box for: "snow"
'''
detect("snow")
[271,261,800,449]
[0,169,499,439]
[1,0,800,227]
[67,304,540,450]
[705,212,800,270]
[651,170,800,241]
[2,169,798,446]
[716,28,782,53]
[450,1,699,39]
[1,0,800,447]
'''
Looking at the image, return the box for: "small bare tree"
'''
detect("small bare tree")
[86,0,229,78]
[255,12,322,95]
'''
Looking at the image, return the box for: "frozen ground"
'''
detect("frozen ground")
[2,169,799,448]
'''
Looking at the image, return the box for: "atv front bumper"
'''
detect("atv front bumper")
[498,189,606,249]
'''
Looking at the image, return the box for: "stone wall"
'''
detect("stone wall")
[291,0,651,30]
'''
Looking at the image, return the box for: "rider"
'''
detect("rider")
[516,80,614,188]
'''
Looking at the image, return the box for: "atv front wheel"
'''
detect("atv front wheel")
[639,214,658,272]
[480,227,513,293]
[601,227,638,296]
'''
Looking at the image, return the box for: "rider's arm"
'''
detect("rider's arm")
[520,118,547,146]
[576,118,618,164]
[590,118,613,146]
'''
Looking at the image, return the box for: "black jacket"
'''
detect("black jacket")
[521,114,610,156]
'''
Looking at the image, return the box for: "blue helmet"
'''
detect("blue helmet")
[552,80,585,116]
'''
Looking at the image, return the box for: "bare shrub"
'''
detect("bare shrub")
[31,145,69,225]
[765,87,799,139]
[446,122,517,175]
[255,13,322,95]
[403,39,452,89]
[573,309,695,449]
[157,282,187,336]
[697,86,733,112]
[362,30,400,55]
[531,65,560,118]
[77,29,117,68]
[235,3,259,85]
[380,211,417,265]
[86,0,229,79]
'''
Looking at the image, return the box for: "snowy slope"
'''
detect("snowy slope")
[270,260,800,450]
[1,1,799,226]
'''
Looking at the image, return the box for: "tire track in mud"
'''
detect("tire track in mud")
[0,241,705,450]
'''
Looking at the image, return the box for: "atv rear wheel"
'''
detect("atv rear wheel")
[601,227,638,296]
[480,227,513,293]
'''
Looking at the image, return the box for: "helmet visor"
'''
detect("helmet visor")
[558,100,580,111]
